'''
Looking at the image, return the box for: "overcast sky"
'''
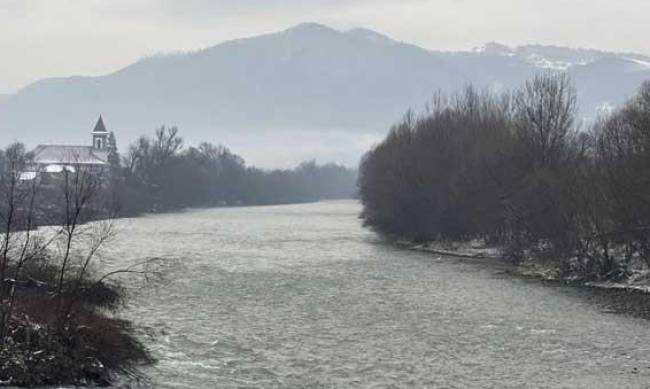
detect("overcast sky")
[1,0,649,94]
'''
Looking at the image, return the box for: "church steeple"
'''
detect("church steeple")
[92,115,109,150]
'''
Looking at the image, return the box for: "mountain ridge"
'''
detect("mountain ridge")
[1,23,649,167]
[10,23,650,95]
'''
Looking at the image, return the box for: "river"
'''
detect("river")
[105,200,650,388]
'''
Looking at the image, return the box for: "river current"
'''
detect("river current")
[105,201,650,388]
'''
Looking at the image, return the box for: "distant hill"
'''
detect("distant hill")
[1,23,649,167]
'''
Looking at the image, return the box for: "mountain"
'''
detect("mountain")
[1,23,649,167]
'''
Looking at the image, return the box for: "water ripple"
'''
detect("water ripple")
[103,201,650,388]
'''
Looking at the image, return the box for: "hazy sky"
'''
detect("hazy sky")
[1,0,649,94]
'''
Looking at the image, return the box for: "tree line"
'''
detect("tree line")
[109,127,357,214]
[0,127,357,218]
[359,73,650,280]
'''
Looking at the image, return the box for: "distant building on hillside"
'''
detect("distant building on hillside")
[30,116,111,174]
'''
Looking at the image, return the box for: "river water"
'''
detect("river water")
[106,201,650,388]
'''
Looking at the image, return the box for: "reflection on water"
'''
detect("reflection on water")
[105,201,650,388]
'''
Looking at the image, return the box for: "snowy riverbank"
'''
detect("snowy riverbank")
[399,239,650,316]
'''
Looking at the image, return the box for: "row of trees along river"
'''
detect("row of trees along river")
[110,127,357,214]
[0,129,356,386]
[359,73,650,281]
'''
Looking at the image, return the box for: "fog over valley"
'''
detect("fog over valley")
[2,23,650,167]
[2,2,650,387]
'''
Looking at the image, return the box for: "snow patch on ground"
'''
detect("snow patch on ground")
[405,239,502,260]
[524,53,592,71]
[622,57,650,71]
[586,271,650,294]
[404,240,650,295]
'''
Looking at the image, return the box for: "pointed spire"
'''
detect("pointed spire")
[93,115,108,133]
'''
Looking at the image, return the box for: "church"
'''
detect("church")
[29,115,111,174]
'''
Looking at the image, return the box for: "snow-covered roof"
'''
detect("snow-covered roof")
[44,164,78,173]
[19,171,38,181]
[32,145,108,166]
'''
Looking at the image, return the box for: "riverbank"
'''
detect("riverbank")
[400,240,650,320]
[0,260,154,387]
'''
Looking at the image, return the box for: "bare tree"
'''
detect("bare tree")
[53,163,104,313]
[0,144,40,344]
[513,72,578,169]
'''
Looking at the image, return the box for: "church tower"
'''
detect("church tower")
[92,115,109,150]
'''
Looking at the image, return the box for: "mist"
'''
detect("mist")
[2,2,650,387]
